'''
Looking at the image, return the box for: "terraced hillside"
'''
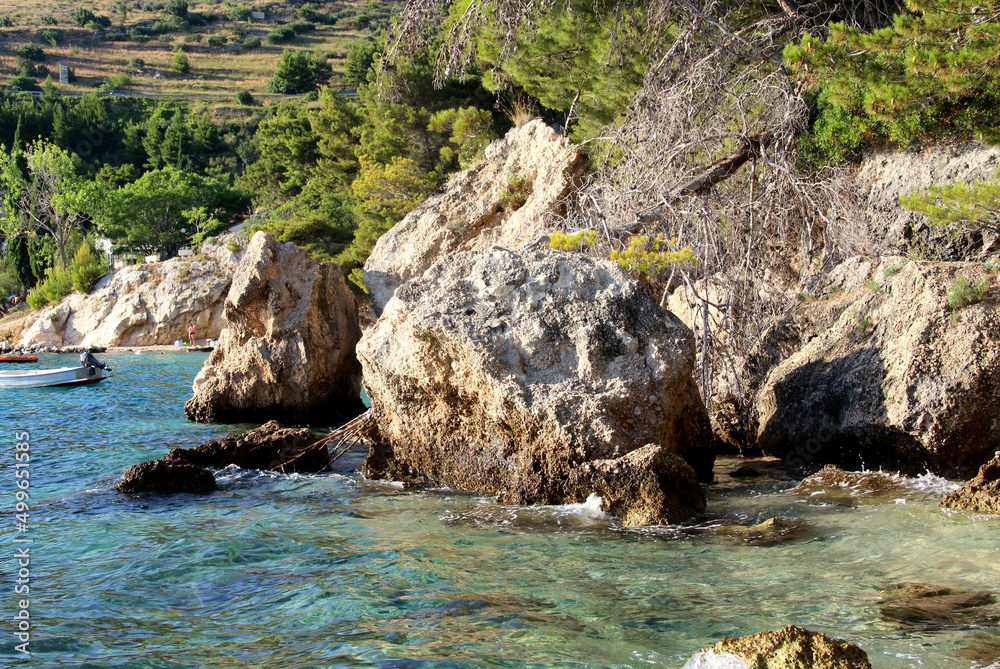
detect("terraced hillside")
[0,0,398,96]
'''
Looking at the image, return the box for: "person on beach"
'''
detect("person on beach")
[188,322,196,346]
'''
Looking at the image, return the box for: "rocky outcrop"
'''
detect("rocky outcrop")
[363,119,586,313]
[117,459,220,494]
[185,231,365,425]
[116,421,331,494]
[857,142,1000,260]
[682,625,872,669]
[19,235,242,348]
[942,452,1000,515]
[752,257,1000,476]
[167,420,328,472]
[358,247,714,526]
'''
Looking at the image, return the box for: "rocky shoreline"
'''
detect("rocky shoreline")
[19,121,997,667]
[91,121,1000,526]
[0,343,213,355]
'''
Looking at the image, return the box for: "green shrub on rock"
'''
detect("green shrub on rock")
[27,264,72,310]
[947,276,987,310]
[70,240,108,294]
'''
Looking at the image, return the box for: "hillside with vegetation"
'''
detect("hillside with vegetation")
[0,0,399,96]
[3,0,1000,385]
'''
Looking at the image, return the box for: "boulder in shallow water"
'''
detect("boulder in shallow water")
[566,444,706,526]
[358,247,714,524]
[682,624,872,669]
[941,452,1000,515]
[185,231,365,425]
[19,233,242,348]
[116,459,219,494]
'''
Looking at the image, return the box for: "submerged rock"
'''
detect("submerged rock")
[707,516,809,547]
[753,257,1000,476]
[185,231,365,425]
[789,464,908,499]
[363,119,586,314]
[878,582,999,629]
[116,459,220,494]
[117,421,331,494]
[358,247,714,526]
[682,624,872,669]
[941,452,1000,515]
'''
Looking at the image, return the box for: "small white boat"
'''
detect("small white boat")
[0,365,112,389]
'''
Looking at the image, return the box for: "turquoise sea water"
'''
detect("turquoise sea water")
[1,351,999,668]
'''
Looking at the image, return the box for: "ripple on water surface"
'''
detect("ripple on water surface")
[1,351,999,668]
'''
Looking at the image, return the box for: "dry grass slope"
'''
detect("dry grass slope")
[0,0,394,97]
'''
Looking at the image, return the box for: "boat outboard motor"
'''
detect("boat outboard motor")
[80,351,112,374]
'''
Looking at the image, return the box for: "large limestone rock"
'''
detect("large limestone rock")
[682,625,872,669]
[753,257,1000,476]
[363,119,586,313]
[358,247,714,525]
[857,142,1000,259]
[19,236,242,348]
[942,452,1000,515]
[185,232,365,425]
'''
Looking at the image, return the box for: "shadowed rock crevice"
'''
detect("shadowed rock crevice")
[750,258,1000,476]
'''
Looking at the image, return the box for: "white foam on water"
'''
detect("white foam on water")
[543,492,608,519]
[681,651,751,669]
[907,471,960,495]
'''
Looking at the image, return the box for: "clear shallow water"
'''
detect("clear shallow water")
[1,351,998,668]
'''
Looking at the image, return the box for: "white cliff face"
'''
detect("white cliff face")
[19,236,243,348]
[858,141,1000,258]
